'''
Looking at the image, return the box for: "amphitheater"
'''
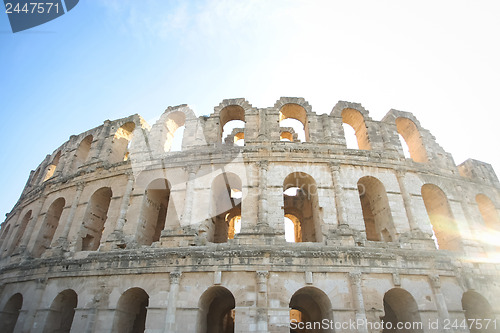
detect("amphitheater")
[0,97,499,333]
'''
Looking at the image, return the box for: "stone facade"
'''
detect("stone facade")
[0,97,499,333]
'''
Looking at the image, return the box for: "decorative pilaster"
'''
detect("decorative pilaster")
[181,165,199,227]
[329,162,347,226]
[20,278,47,331]
[256,271,269,332]
[258,160,269,227]
[321,114,333,142]
[19,194,48,255]
[111,172,135,238]
[395,169,419,231]
[164,272,182,332]
[0,210,20,254]
[258,109,268,139]
[429,274,453,332]
[349,271,369,333]
[55,182,85,250]
[455,184,479,249]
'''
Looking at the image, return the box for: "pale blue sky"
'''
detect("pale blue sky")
[1,0,499,219]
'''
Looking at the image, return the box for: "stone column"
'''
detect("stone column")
[55,182,85,250]
[19,194,48,255]
[110,172,135,239]
[349,272,369,333]
[256,271,269,332]
[329,162,347,226]
[429,275,454,332]
[181,166,199,227]
[395,169,419,231]
[258,161,269,227]
[164,272,181,332]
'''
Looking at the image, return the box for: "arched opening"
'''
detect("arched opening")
[284,214,301,242]
[110,122,135,163]
[342,123,358,149]
[209,173,242,243]
[357,177,396,242]
[71,135,93,172]
[476,194,500,230]
[283,173,321,242]
[0,293,23,333]
[43,289,77,333]
[197,286,235,333]
[112,288,149,333]
[462,291,495,333]
[280,104,308,142]
[43,151,61,181]
[220,105,245,145]
[137,178,170,246]
[398,134,411,159]
[232,132,244,146]
[80,187,112,251]
[280,131,294,142]
[289,287,333,333]
[33,197,65,257]
[381,288,423,333]
[396,118,428,163]
[164,111,186,152]
[341,108,371,150]
[9,210,32,255]
[421,184,460,251]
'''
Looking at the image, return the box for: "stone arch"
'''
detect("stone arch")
[476,194,500,230]
[137,178,171,246]
[342,108,371,150]
[0,293,23,333]
[280,131,295,142]
[381,288,423,333]
[421,184,461,251]
[33,197,65,257]
[197,286,235,333]
[43,150,61,181]
[357,176,396,242]
[9,210,32,255]
[284,213,302,242]
[279,103,309,142]
[289,286,333,333]
[209,173,242,243]
[112,287,149,333]
[42,289,77,333]
[110,122,135,163]
[71,134,93,172]
[79,187,112,251]
[462,291,495,333]
[283,172,321,242]
[162,111,186,152]
[396,117,428,163]
[220,105,245,144]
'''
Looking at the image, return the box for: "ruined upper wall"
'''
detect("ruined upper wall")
[1,96,496,246]
[13,97,500,209]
